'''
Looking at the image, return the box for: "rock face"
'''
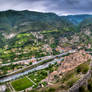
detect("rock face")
[2,33,16,39]
[57,50,91,74]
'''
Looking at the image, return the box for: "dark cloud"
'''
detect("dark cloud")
[0,0,92,15]
[44,0,92,15]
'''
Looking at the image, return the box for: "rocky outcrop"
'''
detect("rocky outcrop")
[2,33,16,39]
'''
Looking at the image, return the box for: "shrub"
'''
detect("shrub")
[47,88,55,92]
[66,77,79,88]
[61,71,75,83]
[79,86,86,92]
[76,63,89,74]
[88,81,92,92]
[79,86,89,92]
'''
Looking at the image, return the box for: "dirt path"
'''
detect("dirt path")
[26,76,36,85]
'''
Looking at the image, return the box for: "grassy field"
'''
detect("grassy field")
[11,77,34,91]
[11,64,58,91]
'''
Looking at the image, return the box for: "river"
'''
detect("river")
[0,50,76,83]
[0,58,63,83]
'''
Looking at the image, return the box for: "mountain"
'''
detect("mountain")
[62,14,92,25]
[0,10,76,64]
[0,10,92,92]
[0,10,72,34]
[0,10,92,64]
[0,10,75,48]
[1,10,92,35]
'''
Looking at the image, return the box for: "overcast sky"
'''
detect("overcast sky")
[0,0,92,15]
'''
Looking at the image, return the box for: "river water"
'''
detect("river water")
[0,50,76,83]
[0,58,63,83]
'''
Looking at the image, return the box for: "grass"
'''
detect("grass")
[79,86,87,92]
[60,61,90,90]
[79,78,92,92]
[28,70,47,84]
[29,60,91,92]
[88,78,92,92]
[10,63,57,91]
[61,71,76,83]
[66,76,79,87]
[6,88,11,92]
[60,68,80,89]
[11,77,34,91]
[46,88,56,92]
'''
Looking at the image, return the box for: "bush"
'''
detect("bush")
[66,77,79,87]
[88,81,92,92]
[29,62,32,65]
[47,88,55,92]
[76,63,89,74]
[61,71,75,83]
[79,86,86,92]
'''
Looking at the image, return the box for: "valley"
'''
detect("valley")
[0,10,92,92]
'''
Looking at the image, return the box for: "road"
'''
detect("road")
[0,56,52,67]
[0,58,63,83]
[1,50,76,67]
[0,50,76,83]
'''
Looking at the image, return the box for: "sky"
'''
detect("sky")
[0,0,92,15]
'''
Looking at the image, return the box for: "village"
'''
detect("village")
[0,45,91,92]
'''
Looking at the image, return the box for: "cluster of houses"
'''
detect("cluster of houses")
[57,50,91,74]
[42,44,52,54]
[14,56,37,65]
[77,43,91,50]
[42,50,91,83]
[56,46,72,53]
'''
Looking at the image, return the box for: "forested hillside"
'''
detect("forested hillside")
[0,10,92,64]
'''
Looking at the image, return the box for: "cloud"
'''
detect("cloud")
[0,0,92,15]
[46,0,92,15]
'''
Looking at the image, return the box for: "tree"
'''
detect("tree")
[29,62,32,65]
